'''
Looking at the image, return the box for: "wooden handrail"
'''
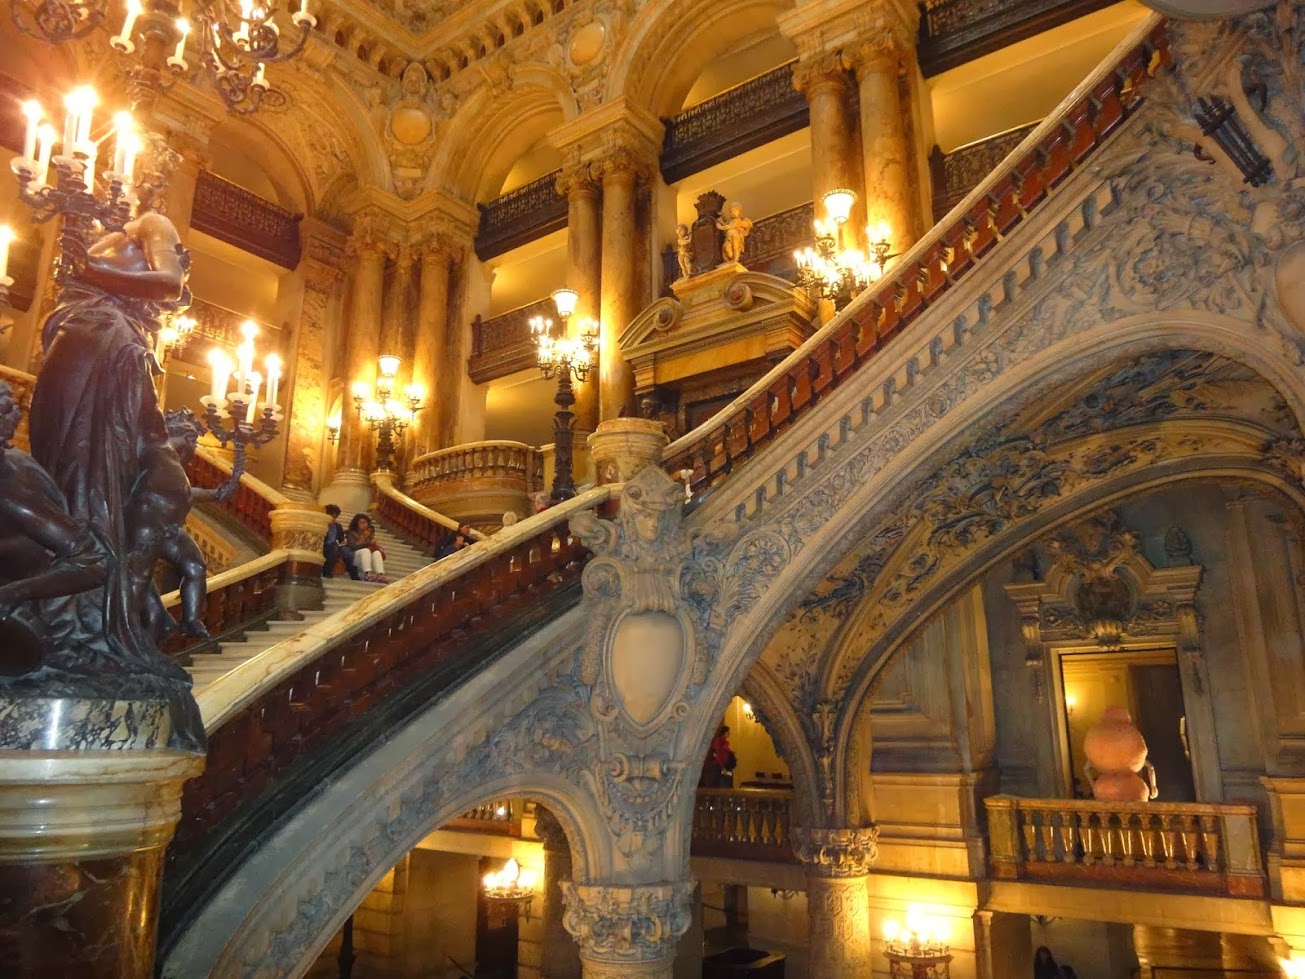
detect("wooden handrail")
[160,551,288,658]
[662,15,1169,501]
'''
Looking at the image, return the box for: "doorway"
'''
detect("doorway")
[1060,649,1196,802]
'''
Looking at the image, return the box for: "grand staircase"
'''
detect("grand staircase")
[183,522,433,691]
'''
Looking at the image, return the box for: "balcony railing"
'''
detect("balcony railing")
[475,170,567,261]
[182,297,281,354]
[409,441,545,529]
[191,170,303,270]
[444,800,522,836]
[919,0,1118,76]
[468,297,554,384]
[929,124,1039,223]
[661,61,810,184]
[985,796,1267,898]
[691,788,795,863]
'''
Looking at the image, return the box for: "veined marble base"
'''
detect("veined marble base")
[0,697,204,978]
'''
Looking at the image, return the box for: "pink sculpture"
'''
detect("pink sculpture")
[1083,706,1158,802]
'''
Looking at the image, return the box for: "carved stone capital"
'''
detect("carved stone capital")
[347,210,398,260]
[791,53,854,99]
[556,162,601,200]
[844,36,911,79]
[560,881,694,966]
[792,826,879,877]
[591,145,655,186]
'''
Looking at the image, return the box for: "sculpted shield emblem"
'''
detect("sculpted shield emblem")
[608,609,692,731]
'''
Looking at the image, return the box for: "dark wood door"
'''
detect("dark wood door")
[1130,664,1197,802]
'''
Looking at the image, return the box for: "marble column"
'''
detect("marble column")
[382,243,418,363]
[594,150,646,421]
[557,163,603,434]
[561,880,694,979]
[0,698,204,979]
[161,130,211,242]
[412,234,456,456]
[848,38,922,254]
[535,807,582,979]
[329,223,388,511]
[282,224,346,499]
[794,827,879,979]
[793,54,866,246]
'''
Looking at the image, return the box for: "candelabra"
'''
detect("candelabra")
[0,225,16,312]
[10,0,315,112]
[794,189,897,309]
[531,287,598,502]
[10,87,136,288]
[882,907,953,979]
[482,857,536,927]
[200,319,282,480]
[350,355,423,472]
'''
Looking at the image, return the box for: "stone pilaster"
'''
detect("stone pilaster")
[282,220,347,498]
[536,807,582,979]
[413,232,459,456]
[794,827,879,979]
[561,881,695,979]
[0,699,204,979]
[557,163,603,434]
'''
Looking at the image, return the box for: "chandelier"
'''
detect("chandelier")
[882,907,953,979]
[349,354,423,471]
[10,0,316,113]
[794,189,896,308]
[200,318,282,472]
[482,857,536,923]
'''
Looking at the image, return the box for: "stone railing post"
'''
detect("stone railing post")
[561,881,695,979]
[588,417,669,486]
[0,700,204,978]
[269,499,330,612]
[983,795,1021,879]
[793,826,879,979]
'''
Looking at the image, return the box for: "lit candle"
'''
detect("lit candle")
[120,133,140,184]
[235,319,257,388]
[61,93,79,156]
[111,112,133,174]
[293,0,312,25]
[264,354,281,406]
[113,0,142,46]
[34,124,54,184]
[207,349,233,402]
[0,226,15,282]
[74,87,97,147]
[252,63,267,89]
[81,141,97,191]
[244,371,262,423]
[20,101,42,162]
[172,18,190,61]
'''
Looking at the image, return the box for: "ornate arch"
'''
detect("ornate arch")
[208,115,316,215]
[429,74,577,202]
[604,0,794,116]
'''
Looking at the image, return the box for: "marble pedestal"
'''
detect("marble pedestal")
[588,418,669,485]
[0,698,204,978]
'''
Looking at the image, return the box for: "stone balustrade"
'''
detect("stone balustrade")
[691,788,796,863]
[985,795,1266,898]
[409,440,545,529]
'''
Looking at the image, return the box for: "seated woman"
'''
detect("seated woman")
[347,513,387,583]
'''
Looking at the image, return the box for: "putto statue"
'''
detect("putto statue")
[674,223,693,280]
[716,201,753,265]
[3,127,210,752]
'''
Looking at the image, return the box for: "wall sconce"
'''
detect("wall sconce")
[1065,694,1077,718]
[326,413,341,444]
[483,857,536,925]
[883,906,952,979]
[741,701,756,723]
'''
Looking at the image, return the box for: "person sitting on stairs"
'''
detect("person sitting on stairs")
[347,513,387,583]
[322,504,359,580]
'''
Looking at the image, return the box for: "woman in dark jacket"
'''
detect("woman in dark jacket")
[347,514,387,582]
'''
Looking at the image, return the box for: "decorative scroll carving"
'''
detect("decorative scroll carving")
[190,170,303,270]
[475,169,567,261]
[919,0,1117,76]
[661,61,810,183]
[792,826,879,877]
[929,124,1039,223]
[468,296,555,384]
[560,881,695,967]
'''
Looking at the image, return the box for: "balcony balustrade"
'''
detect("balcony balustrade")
[929,124,1040,223]
[475,170,567,261]
[985,796,1267,898]
[408,441,545,530]
[919,0,1118,76]
[692,787,796,863]
[468,296,554,384]
[444,800,523,836]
